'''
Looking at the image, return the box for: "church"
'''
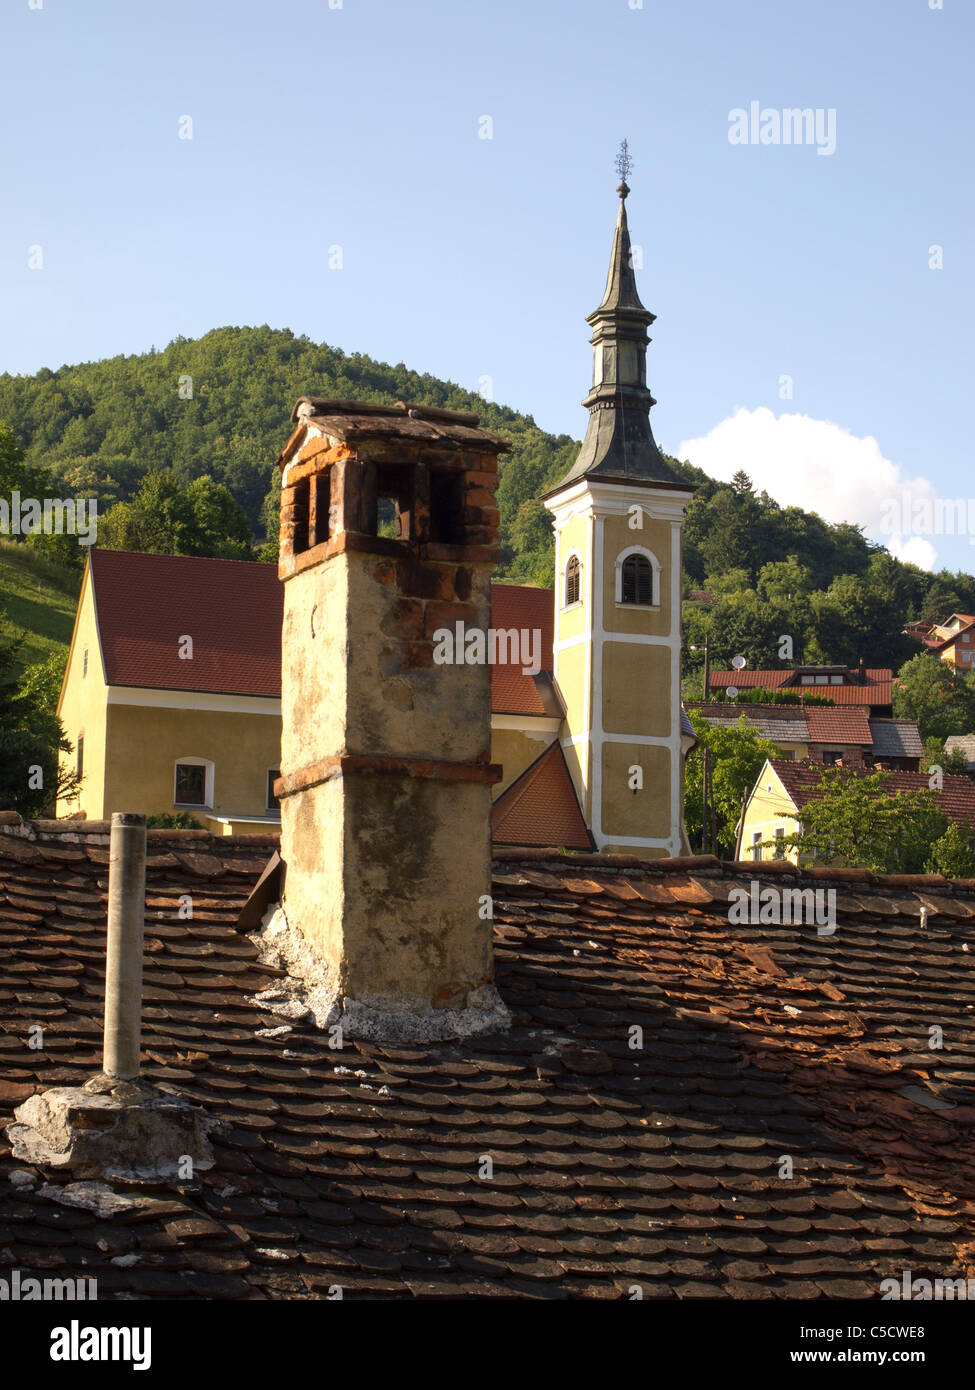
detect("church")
[56,179,696,859]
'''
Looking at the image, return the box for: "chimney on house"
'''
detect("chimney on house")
[271,398,510,1040]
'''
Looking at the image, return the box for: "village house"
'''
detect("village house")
[687,700,924,771]
[738,757,975,863]
[946,734,975,772]
[707,662,894,716]
[915,612,975,671]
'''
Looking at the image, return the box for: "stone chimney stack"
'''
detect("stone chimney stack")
[272,398,510,1040]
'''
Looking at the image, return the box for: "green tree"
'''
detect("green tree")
[893,653,975,742]
[925,821,975,878]
[183,475,252,558]
[99,470,252,558]
[781,767,950,874]
[0,650,80,816]
[0,417,46,500]
[685,713,780,856]
[921,736,971,777]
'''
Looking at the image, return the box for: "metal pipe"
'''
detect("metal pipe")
[102,812,147,1080]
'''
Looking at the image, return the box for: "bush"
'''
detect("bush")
[146,812,204,829]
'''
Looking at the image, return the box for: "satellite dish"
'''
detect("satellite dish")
[731,655,747,671]
[727,686,739,700]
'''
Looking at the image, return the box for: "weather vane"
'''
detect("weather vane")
[615,139,632,196]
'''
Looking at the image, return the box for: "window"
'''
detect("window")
[292,477,310,554]
[751,831,763,862]
[774,827,785,857]
[815,675,829,685]
[267,769,281,812]
[615,546,659,607]
[830,675,843,684]
[174,758,214,808]
[822,749,842,766]
[429,470,463,544]
[76,735,84,780]
[565,554,581,607]
[801,675,814,685]
[82,648,88,678]
[621,554,653,605]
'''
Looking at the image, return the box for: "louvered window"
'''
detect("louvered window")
[621,554,653,605]
[565,555,581,606]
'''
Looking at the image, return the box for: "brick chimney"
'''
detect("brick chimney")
[271,398,510,1040]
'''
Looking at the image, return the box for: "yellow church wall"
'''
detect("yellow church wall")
[56,564,108,819]
[562,736,590,823]
[601,641,671,738]
[600,741,672,840]
[491,725,558,797]
[601,514,672,638]
[556,512,590,643]
[102,703,282,822]
[556,642,588,740]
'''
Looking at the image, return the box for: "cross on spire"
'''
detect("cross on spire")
[615,139,632,198]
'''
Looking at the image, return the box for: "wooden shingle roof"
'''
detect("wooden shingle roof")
[3,817,975,1300]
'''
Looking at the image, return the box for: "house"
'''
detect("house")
[57,180,698,858]
[738,757,975,863]
[921,613,975,670]
[707,663,893,716]
[687,701,923,770]
[55,548,286,835]
[945,734,975,772]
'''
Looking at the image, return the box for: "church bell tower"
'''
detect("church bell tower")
[543,160,695,858]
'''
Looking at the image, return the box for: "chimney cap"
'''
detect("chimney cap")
[290,397,482,428]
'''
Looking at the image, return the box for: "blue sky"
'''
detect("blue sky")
[2,0,972,573]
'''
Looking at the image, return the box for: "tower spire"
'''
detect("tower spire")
[546,147,683,494]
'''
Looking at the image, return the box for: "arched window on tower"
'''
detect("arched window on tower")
[620,553,654,606]
[565,554,581,607]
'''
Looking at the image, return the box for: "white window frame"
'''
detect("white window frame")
[174,756,215,810]
[615,545,661,608]
[751,831,763,862]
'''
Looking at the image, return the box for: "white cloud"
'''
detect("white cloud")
[887,534,939,571]
[677,407,939,571]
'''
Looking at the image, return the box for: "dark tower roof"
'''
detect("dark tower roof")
[546,178,690,497]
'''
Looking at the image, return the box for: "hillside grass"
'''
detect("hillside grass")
[0,540,80,671]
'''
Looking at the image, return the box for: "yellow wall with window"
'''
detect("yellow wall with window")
[101,704,281,824]
[740,762,800,863]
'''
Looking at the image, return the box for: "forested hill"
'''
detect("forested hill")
[2,325,974,674]
[0,324,595,585]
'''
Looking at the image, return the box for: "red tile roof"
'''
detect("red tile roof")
[488,583,555,715]
[87,552,556,713]
[770,758,975,827]
[804,706,873,745]
[709,668,893,708]
[491,741,592,849]
[89,549,284,698]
